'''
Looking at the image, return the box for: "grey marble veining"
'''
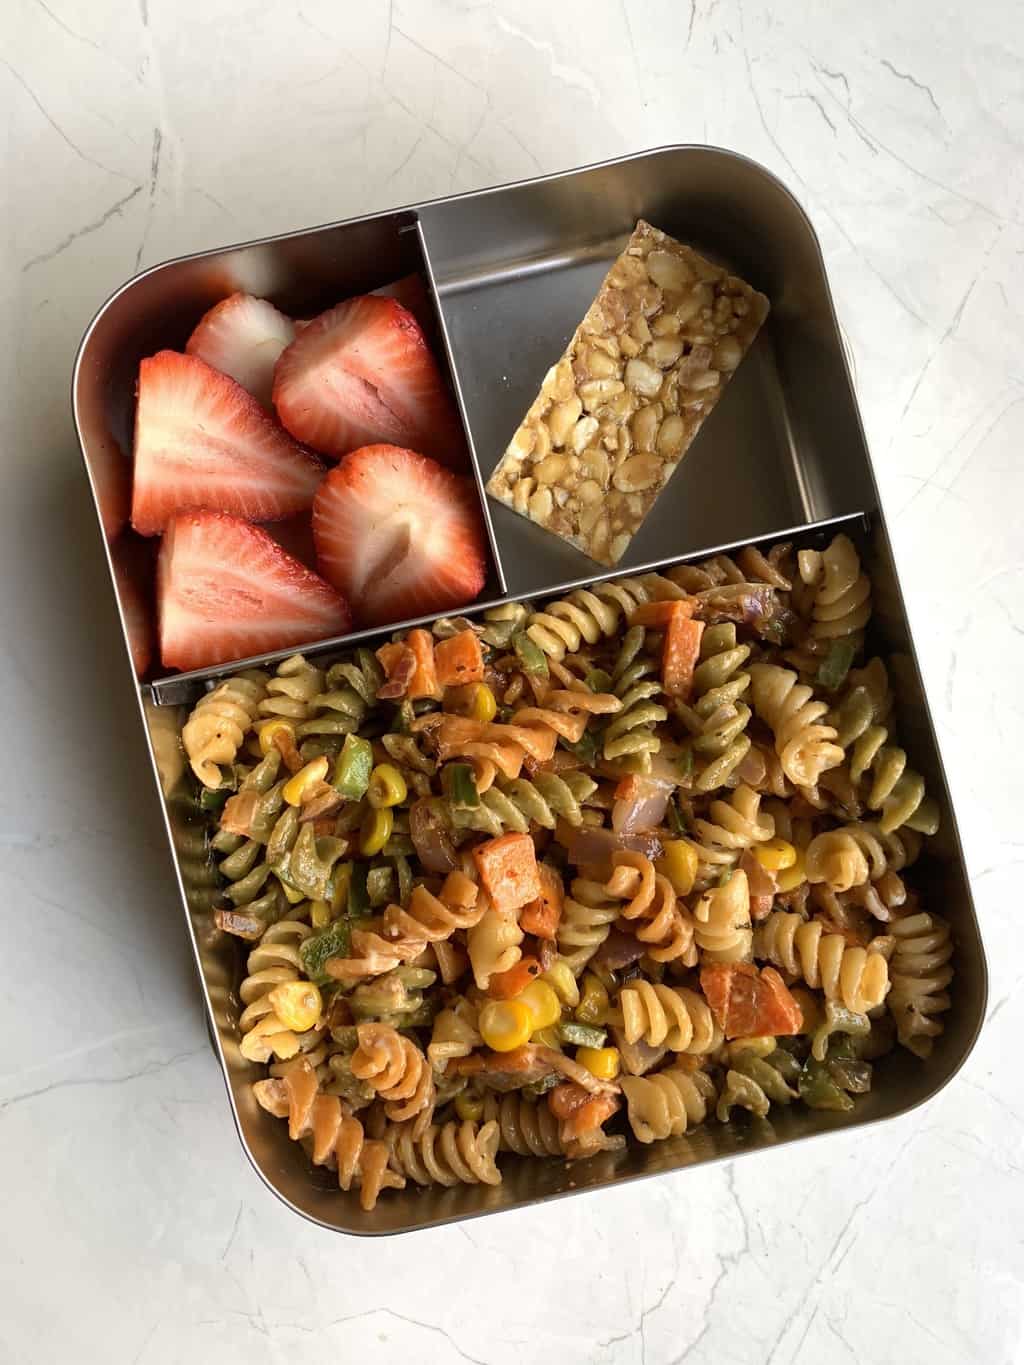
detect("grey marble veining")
[2,2,1022,1362]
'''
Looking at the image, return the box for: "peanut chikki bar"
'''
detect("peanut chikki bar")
[485,220,770,567]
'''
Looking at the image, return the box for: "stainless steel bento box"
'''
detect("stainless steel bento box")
[73,147,987,1235]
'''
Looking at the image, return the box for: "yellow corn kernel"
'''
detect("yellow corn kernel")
[367,763,408,809]
[258,718,296,755]
[657,839,699,895]
[470,683,497,723]
[774,849,806,892]
[576,1046,620,1081]
[517,980,562,1031]
[267,980,323,1032]
[283,756,329,807]
[360,807,393,856]
[310,898,331,930]
[454,1090,484,1122]
[754,838,797,872]
[479,999,534,1052]
[240,1016,298,1063]
[541,959,580,1009]
[276,877,305,906]
[575,972,610,1025]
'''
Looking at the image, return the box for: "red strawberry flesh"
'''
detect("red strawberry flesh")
[159,511,351,671]
[312,444,487,628]
[272,296,464,466]
[131,351,324,536]
[186,292,295,408]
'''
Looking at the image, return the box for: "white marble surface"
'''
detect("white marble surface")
[3,1,1023,1361]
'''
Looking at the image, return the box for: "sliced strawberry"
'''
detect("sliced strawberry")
[186,293,295,408]
[159,511,351,671]
[371,274,433,334]
[131,351,324,536]
[273,296,464,467]
[111,536,154,678]
[312,445,487,628]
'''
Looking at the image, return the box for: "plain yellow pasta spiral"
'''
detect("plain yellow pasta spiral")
[467,905,524,989]
[387,1119,502,1189]
[480,1093,565,1156]
[183,670,267,787]
[428,997,481,1070]
[238,918,321,1063]
[558,875,623,976]
[749,663,844,787]
[605,850,696,965]
[801,534,872,641]
[688,784,775,884]
[693,868,753,962]
[887,912,953,1057]
[754,911,889,1012]
[618,982,720,1053]
[620,1068,716,1143]
[805,823,892,892]
[351,1023,436,1132]
[522,574,682,663]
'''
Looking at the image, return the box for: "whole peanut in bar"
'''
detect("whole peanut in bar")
[486,220,769,567]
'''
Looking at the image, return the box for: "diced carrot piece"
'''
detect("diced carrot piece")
[662,616,705,700]
[560,1092,620,1142]
[614,774,643,802]
[629,598,696,628]
[405,628,442,700]
[758,967,804,1035]
[434,629,484,686]
[520,863,564,940]
[547,1082,592,1121]
[488,955,542,999]
[472,832,541,914]
[699,962,803,1039]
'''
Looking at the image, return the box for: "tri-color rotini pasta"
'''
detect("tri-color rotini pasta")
[184,531,953,1207]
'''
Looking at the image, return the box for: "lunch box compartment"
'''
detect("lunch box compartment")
[74,148,986,1235]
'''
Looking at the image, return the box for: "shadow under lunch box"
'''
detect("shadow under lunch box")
[73,146,987,1235]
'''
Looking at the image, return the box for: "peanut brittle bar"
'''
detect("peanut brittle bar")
[485,220,770,567]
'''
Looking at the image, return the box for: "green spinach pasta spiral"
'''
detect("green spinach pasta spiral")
[602,625,666,770]
[675,622,753,791]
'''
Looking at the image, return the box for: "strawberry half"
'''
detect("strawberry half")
[159,511,351,671]
[371,274,433,334]
[131,351,324,536]
[272,296,464,466]
[312,445,487,628]
[186,292,295,408]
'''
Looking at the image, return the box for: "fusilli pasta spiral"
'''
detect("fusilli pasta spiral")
[693,868,753,962]
[621,1068,716,1142]
[618,982,720,1053]
[887,912,953,1057]
[387,1119,502,1188]
[480,1092,565,1156]
[239,918,322,1063]
[523,575,681,663]
[183,671,267,787]
[749,663,844,788]
[754,911,889,1012]
[605,850,696,965]
[674,622,753,792]
[351,1023,436,1131]
[602,626,666,770]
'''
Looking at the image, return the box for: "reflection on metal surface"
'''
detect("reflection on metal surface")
[73,146,985,1236]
